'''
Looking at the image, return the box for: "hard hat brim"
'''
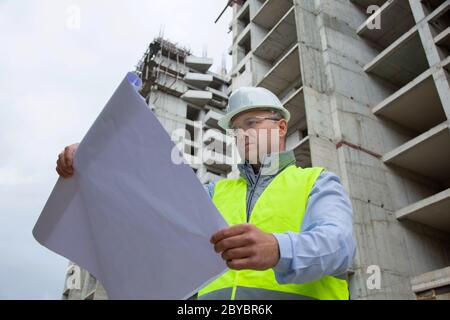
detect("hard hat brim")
[218,104,291,130]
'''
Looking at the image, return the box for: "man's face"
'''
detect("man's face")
[229,109,287,164]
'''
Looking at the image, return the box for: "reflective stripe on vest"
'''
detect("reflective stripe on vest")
[198,165,349,300]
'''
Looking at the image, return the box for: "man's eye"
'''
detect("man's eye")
[245,119,257,126]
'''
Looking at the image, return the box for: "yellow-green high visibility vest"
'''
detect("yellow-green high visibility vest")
[198,165,349,300]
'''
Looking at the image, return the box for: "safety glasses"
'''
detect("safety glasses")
[228,116,281,137]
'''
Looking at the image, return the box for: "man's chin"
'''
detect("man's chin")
[240,149,265,164]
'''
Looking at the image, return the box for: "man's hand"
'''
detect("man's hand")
[210,224,280,271]
[56,143,79,178]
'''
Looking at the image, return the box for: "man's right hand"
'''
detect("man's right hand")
[56,143,79,178]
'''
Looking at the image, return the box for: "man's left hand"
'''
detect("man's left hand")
[210,224,280,271]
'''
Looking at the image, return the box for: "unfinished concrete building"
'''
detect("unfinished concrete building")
[136,37,234,183]
[226,0,450,299]
[62,37,232,300]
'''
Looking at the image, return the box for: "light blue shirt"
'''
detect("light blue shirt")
[203,150,356,284]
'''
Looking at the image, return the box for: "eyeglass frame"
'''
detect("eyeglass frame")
[228,114,283,137]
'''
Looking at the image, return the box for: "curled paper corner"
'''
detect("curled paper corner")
[126,72,143,91]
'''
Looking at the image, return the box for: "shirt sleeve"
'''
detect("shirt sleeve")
[272,171,356,284]
[203,181,216,199]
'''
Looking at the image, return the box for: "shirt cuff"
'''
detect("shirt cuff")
[272,233,293,274]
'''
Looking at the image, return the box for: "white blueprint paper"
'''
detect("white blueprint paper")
[33,73,228,299]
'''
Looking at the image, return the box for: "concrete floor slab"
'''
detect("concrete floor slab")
[411,266,450,294]
[357,0,415,49]
[253,0,292,30]
[257,44,301,96]
[435,26,450,51]
[181,90,213,106]
[282,86,307,133]
[253,7,296,63]
[183,73,213,89]
[396,188,450,232]
[423,0,449,12]
[428,0,450,24]
[365,29,429,87]
[373,71,446,133]
[185,56,213,73]
[383,122,450,181]
[203,109,225,131]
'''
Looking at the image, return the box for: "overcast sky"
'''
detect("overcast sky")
[0,0,231,299]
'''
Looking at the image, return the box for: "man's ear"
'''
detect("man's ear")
[278,119,288,138]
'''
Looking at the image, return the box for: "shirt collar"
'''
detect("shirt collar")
[237,150,296,180]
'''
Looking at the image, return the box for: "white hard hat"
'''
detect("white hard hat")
[218,87,291,129]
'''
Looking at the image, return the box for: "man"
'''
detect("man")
[56,87,356,300]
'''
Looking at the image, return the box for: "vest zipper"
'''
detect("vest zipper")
[246,167,262,223]
[235,168,261,299]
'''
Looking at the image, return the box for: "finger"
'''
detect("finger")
[56,157,71,177]
[64,147,74,172]
[227,258,253,271]
[56,165,69,178]
[56,166,65,177]
[222,247,252,261]
[214,234,253,253]
[210,224,251,244]
[58,153,67,170]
